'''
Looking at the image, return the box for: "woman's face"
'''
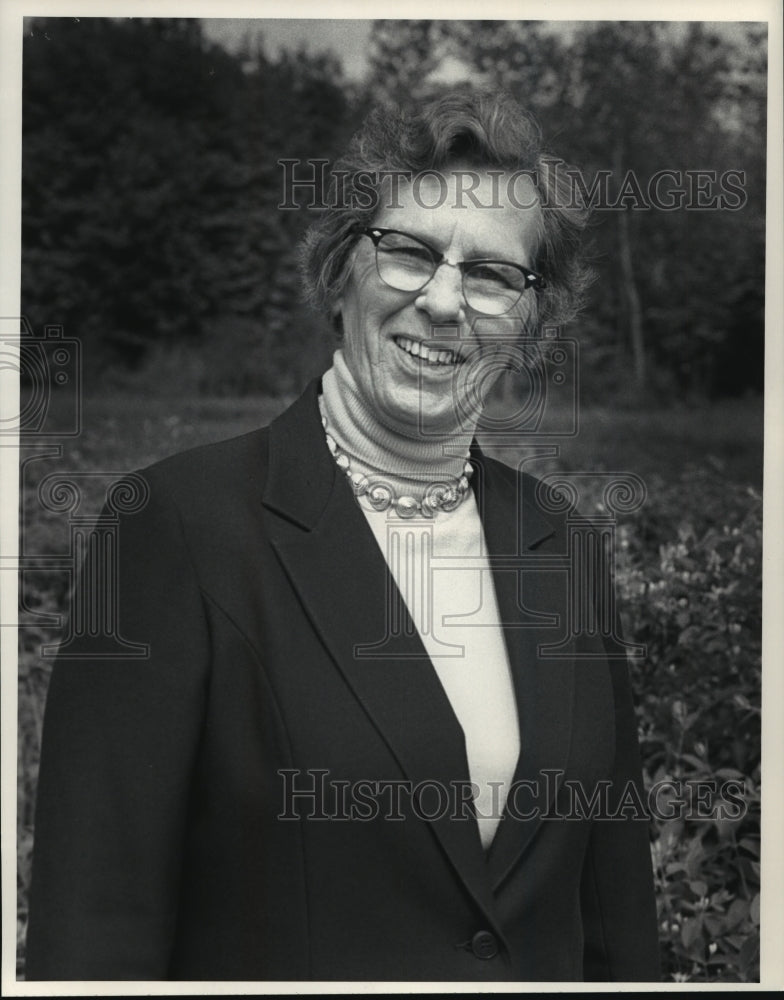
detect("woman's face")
[335,168,543,434]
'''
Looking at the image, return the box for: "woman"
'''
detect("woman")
[26,91,660,982]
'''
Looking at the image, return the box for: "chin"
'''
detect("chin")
[385,396,463,437]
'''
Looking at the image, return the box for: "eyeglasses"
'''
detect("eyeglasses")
[356,227,546,316]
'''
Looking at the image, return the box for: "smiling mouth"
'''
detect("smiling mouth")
[393,336,464,367]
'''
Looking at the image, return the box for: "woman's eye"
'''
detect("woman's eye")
[469,264,516,288]
[380,246,434,271]
[384,244,431,261]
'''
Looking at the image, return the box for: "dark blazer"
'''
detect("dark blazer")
[26,378,660,982]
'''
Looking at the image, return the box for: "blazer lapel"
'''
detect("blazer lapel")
[261,381,507,942]
[471,450,577,890]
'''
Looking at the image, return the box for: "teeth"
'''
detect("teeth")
[395,337,456,366]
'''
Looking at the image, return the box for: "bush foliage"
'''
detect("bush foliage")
[620,471,761,981]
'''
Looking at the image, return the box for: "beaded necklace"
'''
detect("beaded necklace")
[321,412,473,518]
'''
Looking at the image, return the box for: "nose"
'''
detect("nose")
[414,261,467,323]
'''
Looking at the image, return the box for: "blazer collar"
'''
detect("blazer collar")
[261,376,573,921]
[465,446,575,888]
[263,376,556,549]
[262,378,337,530]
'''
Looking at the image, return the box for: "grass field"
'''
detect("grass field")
[45,386,766,482]
[16,389,764,980]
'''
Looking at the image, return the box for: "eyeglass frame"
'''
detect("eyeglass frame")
[354,226,547,314]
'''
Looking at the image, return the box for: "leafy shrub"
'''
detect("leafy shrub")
[616,468,762,981]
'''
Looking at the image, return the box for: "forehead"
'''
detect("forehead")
[374,168,542,261]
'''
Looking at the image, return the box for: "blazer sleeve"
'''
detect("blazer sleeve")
[579,648,661,982]
[25,474,210,980]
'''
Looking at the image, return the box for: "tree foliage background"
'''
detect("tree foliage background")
[22,17,766,401]
[18,17,765,984]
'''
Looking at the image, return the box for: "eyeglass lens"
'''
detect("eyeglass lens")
[374,231,528,316]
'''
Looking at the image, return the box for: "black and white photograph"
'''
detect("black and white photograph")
[1,1,781,991]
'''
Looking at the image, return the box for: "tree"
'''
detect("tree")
[373,20,767,398]
[22,17,362,392]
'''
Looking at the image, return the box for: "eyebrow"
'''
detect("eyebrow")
[387,226,533,267]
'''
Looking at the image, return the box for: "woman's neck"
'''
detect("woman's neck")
[320,349,476,492]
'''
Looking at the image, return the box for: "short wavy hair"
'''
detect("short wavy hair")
[299,89,592,330]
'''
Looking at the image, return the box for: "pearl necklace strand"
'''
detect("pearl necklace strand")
[321,413,473,519]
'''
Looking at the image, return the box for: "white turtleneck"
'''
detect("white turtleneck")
[321,350,520,848]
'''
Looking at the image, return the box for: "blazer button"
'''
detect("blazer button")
[471,930,498,960]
